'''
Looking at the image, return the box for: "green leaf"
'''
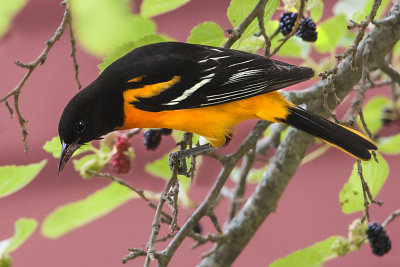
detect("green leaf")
[141,0,190,18]
[308,0,324,22]
[5,218,37,254]
[42,182,135,238]
[333,0,368,18]
[73,142,112,179]
[352,0,390,22]
[314,14,347,53]
[187,22,225,47]
[177,174,191,195]
[0,160,47,198]
[69,0,156,57]
[270,236,339,267]
[379,134,400,155]
[356,96,390,134]
[338,31,357,48]
[73,155,103,179]
[340,153,389,214]
[73,154,96,172]
[231,166,267,184]
[145,153,171,180]
[393,40,400,56]
[1,218,37,259]
[247,166,267,183]
[228,0,279,48]
[98,34,167,72]
[43,136,92,158]
[227,0,257,28]
[0,0,26,39]
[312,236,340,259]
[0,256,12,267]
[333,0,390,21]
[0,240,11,259]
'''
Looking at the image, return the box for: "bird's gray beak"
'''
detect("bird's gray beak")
[58,140,80,175]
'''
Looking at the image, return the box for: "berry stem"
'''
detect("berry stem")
[382,208,400,228]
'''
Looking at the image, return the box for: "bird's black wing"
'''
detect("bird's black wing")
[114,42,314,112]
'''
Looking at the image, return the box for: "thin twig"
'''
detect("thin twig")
[382,209,400,228]
[86,170,173,223]
[121,248,147,264]
[155,233,176,243]
[126,128,142,138]
[358,111,374,140]
[201,247,218,259]
[322,76,341,123]
[381,63,400,86]
[167,182,180,232]
[357,161,383,222]
[227,148,256,222]
[269,27,280,41]
[0,4,71,153]
[346,42,372,126]
[67,11,81,90]
[144,162,179,266]
[348,0,382,70]
[358,111,378,163]
[255,14,271,57]
[208,210,223,234]
[256,123,286,155]
[201,149,226,163]
[352,79,393,91]
[191,233,226,249]
[224,0,270,49]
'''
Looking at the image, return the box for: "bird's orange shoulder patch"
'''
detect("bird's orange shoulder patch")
[127,75,146,83]
[123,76,181,103]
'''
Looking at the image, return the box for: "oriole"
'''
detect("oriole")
[58,42,377,172]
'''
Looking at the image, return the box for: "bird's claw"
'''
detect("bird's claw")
[169,151,190,177]
[168,144,213,177]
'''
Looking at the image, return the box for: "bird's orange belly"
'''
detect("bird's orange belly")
[119,91,292,147]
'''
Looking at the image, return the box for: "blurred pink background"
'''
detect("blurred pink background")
[1,0,399,266]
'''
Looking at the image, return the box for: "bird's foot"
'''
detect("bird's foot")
[169,144,213,176]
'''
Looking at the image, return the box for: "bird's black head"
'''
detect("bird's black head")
[58,76,125,173]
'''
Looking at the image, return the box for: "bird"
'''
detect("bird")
[58,42,377,173]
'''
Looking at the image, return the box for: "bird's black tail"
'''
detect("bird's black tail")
[278,106,377,160]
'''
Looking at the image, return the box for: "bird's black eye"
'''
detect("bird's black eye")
[74,120,85,133]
